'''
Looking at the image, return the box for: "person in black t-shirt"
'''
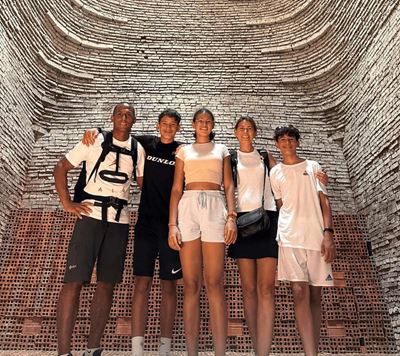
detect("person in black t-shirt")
[82,109,182,356]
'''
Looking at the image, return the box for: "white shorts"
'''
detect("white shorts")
[177,190,227,243]
[277,246,334,287]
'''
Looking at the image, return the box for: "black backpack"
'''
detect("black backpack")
[230,149,270,187]
[73,130,138,203]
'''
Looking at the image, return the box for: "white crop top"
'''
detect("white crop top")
[176,142,230,185]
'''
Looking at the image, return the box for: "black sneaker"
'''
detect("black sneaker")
[82,349,103,356]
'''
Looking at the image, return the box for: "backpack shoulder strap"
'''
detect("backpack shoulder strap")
[87,131,110,183]
[257,149,270,175]
[130,137,138,181]
[229,149,238,187]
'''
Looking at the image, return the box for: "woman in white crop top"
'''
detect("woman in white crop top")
[169,108,237,356]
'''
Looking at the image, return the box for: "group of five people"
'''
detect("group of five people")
[54,102,335,356]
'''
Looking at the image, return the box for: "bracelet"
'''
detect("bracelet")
[323,227,334,234]
[227,216,236,222]
[227,211,237,218]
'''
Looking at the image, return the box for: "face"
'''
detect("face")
[157,115,180,141]
[112,105,135,132]
[235,120,256,144]
[275,134,299,154]
[192,112,214,138]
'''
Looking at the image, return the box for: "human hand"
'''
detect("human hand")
[315,170,328,186]
[82,128,99,146]
[168,225,182,251]
[321,232,336,263]
[63,201,92,219]
[224,218,237,245]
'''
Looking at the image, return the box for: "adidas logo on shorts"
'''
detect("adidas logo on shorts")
[325,274,333,281]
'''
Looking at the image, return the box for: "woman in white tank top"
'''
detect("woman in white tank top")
[228,116,279,355]
[168,108,237,356]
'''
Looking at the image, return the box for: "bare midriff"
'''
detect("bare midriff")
[185,182,221,191]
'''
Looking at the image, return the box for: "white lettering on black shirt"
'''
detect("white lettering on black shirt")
[146,155,175,166]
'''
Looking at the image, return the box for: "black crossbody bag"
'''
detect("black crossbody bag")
[236,153,270,239]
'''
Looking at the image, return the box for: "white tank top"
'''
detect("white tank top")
[236,149,276,212]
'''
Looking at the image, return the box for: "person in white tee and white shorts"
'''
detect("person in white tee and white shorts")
[270,125,336,356]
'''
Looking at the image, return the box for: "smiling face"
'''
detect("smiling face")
[192,112,214,140]
[235,119,257,145]
[111,104,135,133]
[275,133,300,156]
[157,115,180,143]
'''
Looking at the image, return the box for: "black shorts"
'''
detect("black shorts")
[64,216,129,284]
[133,217,182,280]
[228,210,279,259]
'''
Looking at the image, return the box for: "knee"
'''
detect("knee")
[183,279,202,297]
[291,284,308,302]
[62,282,83,296]
[241,283,257,300]
[161,280,177,297]
[257,283,275,301]
[134,277,152,294]
[204,275,223,293]
[96,281,115,295]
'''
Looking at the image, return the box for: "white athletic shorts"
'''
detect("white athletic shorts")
[277,246,334,287]
[177,190,227,243]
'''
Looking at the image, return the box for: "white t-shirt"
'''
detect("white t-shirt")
[236,150,276,212]
[66,134,145,224]
[176,142,230,185]
[270,159,328,251]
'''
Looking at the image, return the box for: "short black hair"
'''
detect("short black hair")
[113,102,135,118]
[158,108,182,124]
[273,125,300,141]
[193,107,215,140]
[235,116,257,132]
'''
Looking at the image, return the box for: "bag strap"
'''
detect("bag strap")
[87,131,111,183]
[229,149,238,187]
[256,149,269,207]
[261,154,267,208]
[130,137,138,181]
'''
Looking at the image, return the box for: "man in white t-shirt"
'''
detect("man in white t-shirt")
[53,103,145,356]
[270,125,336,356]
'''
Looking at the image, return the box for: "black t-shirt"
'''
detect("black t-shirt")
[135,135,180,224]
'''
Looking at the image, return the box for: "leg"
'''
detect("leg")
[310,286,322,351]
[87,281,115,348]
[202,242,227,356]
[180,239,203,356]
[236,259,257,350]
[160,279,178,338]
[291,282,317,356]
[131,276,153,336]
[57,282,83,355]
[256,258,277,356]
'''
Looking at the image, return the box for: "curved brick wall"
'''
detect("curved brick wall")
[0,0,399,349]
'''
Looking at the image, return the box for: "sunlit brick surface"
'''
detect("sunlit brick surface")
[0,210,396,353]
